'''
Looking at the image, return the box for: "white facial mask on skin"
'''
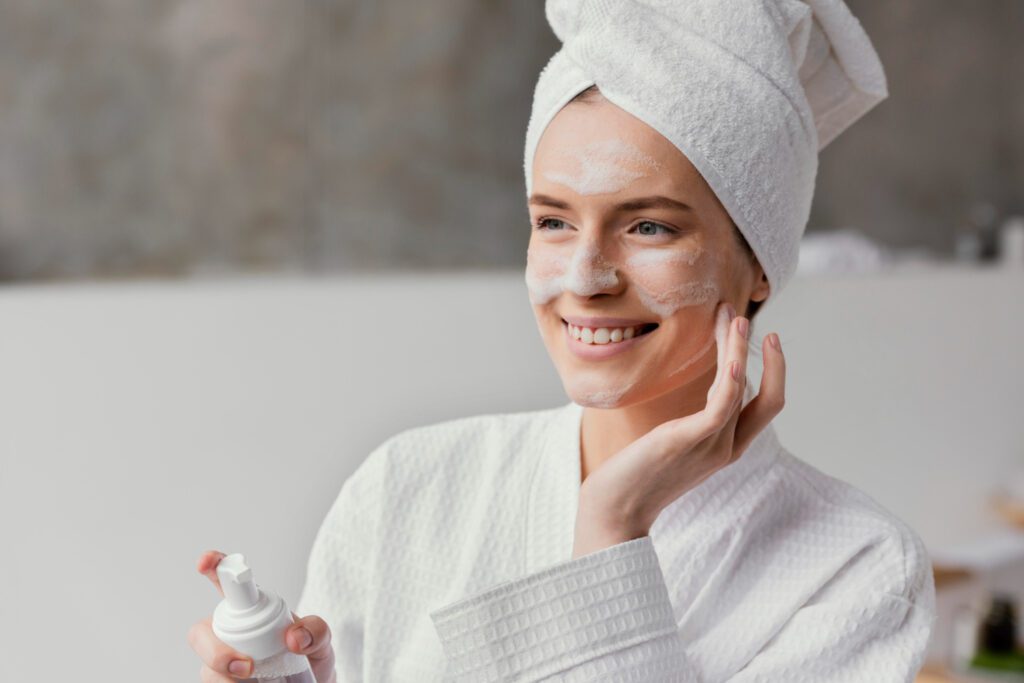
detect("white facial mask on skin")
[543,138,661,196]
[625,247,720,318]
[525,243,716,317]
[525,242,619,305]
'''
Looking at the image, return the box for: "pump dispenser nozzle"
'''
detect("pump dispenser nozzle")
[217,554,260,610]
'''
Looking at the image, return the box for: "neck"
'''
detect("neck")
[579,364,721,484]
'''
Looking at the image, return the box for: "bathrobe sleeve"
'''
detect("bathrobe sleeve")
[428,536,936,683]
[295,448,386,682]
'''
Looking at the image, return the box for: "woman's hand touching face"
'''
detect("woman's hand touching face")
[572,301,786,558]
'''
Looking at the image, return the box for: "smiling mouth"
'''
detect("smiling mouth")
[561,318,659,345]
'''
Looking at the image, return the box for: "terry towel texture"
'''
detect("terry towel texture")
[523,0,889,300]
[296,392,936,681]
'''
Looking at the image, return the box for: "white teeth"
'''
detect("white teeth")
[566,322,649,345]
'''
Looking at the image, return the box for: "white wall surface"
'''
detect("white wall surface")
[1,265,1021,681]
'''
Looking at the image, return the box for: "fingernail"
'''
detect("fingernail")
[771,333,781,350]
[726,302,736,320]
[292,626,313,650]
[737,317,749,339]
[229,660,252,677]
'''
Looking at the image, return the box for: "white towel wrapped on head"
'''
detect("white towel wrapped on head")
[524,0,888,300]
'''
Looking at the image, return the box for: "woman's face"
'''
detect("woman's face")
[526,93,768,409]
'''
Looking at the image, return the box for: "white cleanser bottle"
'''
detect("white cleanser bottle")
[212,554,316,683]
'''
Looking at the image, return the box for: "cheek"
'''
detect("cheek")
[626,247,721,318]
[524,247,567,305]
[526,247,565,278]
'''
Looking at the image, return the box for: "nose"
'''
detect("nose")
[564,239,622,298]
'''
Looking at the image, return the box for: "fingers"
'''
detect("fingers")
[187,616,255,679]
[733,332,786,458]
[286,614,332,661]
[699,314,748,438]
[705,302,734,403]
[197,550,227,597]
[287,614,336,682]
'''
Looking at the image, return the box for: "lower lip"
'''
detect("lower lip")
[563,320,656,360]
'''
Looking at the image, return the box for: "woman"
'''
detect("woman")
[189,1,936,680]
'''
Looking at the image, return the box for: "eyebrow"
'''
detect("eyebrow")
[528,193,695,213]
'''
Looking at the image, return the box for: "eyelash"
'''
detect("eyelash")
[532,217,678,236]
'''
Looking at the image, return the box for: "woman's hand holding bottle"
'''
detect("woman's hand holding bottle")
[187,550,337,682]
[573,301,786,558]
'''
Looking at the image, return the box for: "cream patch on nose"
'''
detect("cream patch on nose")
[543,138,661,195]
[525,242,620,304]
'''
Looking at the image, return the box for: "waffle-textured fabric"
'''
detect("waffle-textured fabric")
[295,396,937,681]
[524,0,889,299]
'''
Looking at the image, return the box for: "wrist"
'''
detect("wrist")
[572,500,650,559]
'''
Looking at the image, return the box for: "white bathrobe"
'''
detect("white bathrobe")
[296,397,936,682]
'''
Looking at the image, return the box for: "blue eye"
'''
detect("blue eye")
[632,220,676,236]
[533,217,568,231]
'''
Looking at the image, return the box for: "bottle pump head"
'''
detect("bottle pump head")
[217,554,260,610]
[212,553,296,661]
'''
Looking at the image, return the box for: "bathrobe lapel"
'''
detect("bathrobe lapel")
[524,401,584,574]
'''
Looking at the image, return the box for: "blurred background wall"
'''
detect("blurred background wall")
[0,0,1022,282]
[1,3,1023,682]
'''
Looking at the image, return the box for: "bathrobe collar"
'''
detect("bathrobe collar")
[524,381,782,573]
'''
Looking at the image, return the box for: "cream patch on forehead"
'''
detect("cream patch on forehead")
[542,138,661,195]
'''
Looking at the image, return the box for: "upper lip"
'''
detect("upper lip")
[561,315,657,328]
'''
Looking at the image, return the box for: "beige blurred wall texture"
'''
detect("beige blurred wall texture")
[0,0,1021,282]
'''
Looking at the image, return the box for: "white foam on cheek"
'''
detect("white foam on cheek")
[635,280,718,319]
[525,242,619,304]
[524,247,566,305]
[542,138,661,196]
[627,246,704,268]
[626,247,718,318]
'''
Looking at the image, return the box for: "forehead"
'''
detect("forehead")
[532,97,706,195]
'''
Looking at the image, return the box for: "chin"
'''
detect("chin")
[562,376,639,409]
